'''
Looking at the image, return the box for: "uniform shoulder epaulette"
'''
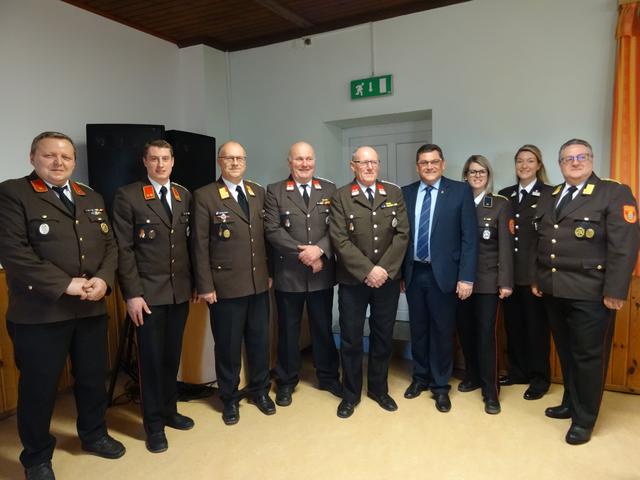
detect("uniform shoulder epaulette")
[314,176,335,185]
[601,178,621,184]
[74,181,94,191]
[493,194,509,201]
[171,181,190,192]
[380,180,400,188]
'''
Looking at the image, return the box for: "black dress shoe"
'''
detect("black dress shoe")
[145,431,168,453]
[165,412,194,430]
[545,405,572,419]
[222,401,240,425]
[566,424,593,445]
[367,391,398,412]
[253,393,276,415]
[81,434,126,459]
[484,398,501,415]
[25,462,55,480]
[318,382,343,399]
[433,393,451,413]
[404,381,428,399]
[523,388,545,400]
[337,400,357,418]
[498,375,513,386]
[275,386,293,407]
[457,379,481,393]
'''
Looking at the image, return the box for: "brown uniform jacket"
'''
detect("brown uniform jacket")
[0,172,117,324]
[112,180,192,306]
[191,177,269,299]
[531,173,639,301]
[264,176,336,293]
[329,180,409,285]
[473,193,514,294]
[498,180,553,286]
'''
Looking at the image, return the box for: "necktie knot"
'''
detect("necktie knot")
[555,185,578,217]
[52,185,75,215]
[236,185,250,218]
[159,185,172,220]
[301,184,310,207]
[160,186,167,196]
[366,187,374,205]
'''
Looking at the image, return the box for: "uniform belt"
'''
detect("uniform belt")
[414,260,431,266]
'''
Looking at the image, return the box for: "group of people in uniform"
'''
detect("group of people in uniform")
[1,131,637,480]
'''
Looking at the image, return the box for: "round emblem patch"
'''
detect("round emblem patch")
[39,223,50,235]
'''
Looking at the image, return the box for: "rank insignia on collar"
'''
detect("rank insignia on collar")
[483,196,493,208]
[582,184,595,195]
[376,183,387,196]
[351,184,360,197]
[286,180,295,191]
[552,185,562,196]
[313,179,322,190]
[219,186,230,200]
[623,205,637,223]
[531,190,540,197]
[30,178,48,193]
[71,182,86,196]
[143,185,156,200]
[171,186,181,201]
[245,184,255,196]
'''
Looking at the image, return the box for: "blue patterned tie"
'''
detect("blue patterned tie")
[416,185,433,260]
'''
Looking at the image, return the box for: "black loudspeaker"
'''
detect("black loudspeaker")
[86,124,165,211]
[164,130,216,192]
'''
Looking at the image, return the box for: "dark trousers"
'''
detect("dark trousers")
[274,288,339,389]
[7,315,108,468]
[456,293,500,401]
[543,296,615,428]
[338,279,400,404]
[406,262,457,393]
[134,301,189,434]
[209,292,270,403]
[502,285,551,392]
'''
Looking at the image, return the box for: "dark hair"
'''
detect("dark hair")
[144,139,173,157]
[416,144,444,163]
[558,138,593,162]
[514,144,549,184]
[30,131,76,158]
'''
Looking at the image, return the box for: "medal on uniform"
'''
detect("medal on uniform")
[186,225,190,237]
[482,229,491,240]
[284,212,291,229]
[349,222,354,232]
[100,223,109,234]
[138,228,146,239]
[39,223,49,235]
[574,226,585,238]
[391,217,398,228]
[585,228,595,239]
[148,229,156,239]
[223,228,231,239]
[325,216,330,225]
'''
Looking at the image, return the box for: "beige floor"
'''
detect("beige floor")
[1,356,640,480]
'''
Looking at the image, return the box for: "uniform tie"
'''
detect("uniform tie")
[519,188,528,204]
[51,185,75,215]
[236,185,250,219]
[301,184,310,207]
[416,185,434,260]
[160,186,172,221]
[366,187,374,206]
[555,185,577,217]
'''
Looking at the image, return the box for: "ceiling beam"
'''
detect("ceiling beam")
[253,0,314,28]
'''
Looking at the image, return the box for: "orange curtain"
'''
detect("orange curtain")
[611,1,640,274]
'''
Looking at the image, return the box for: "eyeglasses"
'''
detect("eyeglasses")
[467,169,487,177]
[417,159,442,167]
[352,159,380,166]
[219,155,246,163]
[560,153,591,165]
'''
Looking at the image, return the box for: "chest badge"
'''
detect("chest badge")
[39,223,50,235]
[100,223,109,234]
[574,226,585,238]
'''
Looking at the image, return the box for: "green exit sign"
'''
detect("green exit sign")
[350,74,393,100]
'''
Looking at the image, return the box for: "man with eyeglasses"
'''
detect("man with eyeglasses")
[264,142,341,406]
[112,140,194,453]
[530,138,639,445]
[401,144,477,412]
[329,146,409,418]
[191,141,275,425]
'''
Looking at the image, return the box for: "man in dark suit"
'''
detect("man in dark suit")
[112,140,194,453]
[329,146,409,419]
[0,132,125,480]
[402,143,478,412]
[191,141,275,425]
[264,142,340,406]
[531,138,639,445]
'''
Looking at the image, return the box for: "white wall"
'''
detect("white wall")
[0,0,182,182]
[227,0,617,189]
